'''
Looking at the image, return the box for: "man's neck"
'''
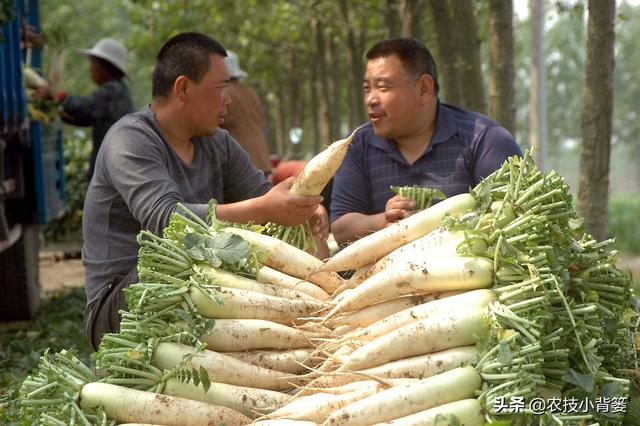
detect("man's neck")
[151,99,195,163]
[395,107,437,165]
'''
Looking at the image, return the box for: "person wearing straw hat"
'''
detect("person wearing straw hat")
[36,38,134,180]
[220,51,273,176]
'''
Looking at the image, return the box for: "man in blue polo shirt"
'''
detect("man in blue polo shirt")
[330,38,522,245]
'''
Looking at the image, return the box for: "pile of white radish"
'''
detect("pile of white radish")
[20,150,637,426]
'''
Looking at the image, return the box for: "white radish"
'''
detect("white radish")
[151,342,302,390]
[200,319,322,351]
[162,377,290,418]
[258,265,330,300]
[322,366,481,426]
[222,348,320,374]
[351,289,497,341]
[327,294,439,330]
[225,227,343,293]
[199,265,317,300]
[291,125,364,196]
[375,398,484,425]
[324,257,493,319]
[304,346,479,390]
[321,193,476,272]
[79,382,251,426]
[338,307,489,372]
[191,285,326,325]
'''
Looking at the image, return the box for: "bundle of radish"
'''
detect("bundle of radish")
[19,349,251,426]
[273,150,637,425]
[263,125,364,254]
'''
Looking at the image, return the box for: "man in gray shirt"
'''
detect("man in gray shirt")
[82,32,327,349]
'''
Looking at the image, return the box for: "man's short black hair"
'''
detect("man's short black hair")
[152,32,227,98]
[366,38,439,94]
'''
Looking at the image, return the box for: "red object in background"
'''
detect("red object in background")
[270,154,283,169]
[270,160,307,185]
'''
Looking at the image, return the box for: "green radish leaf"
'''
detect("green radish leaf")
[562,369,595,393]
[200,366,211,393]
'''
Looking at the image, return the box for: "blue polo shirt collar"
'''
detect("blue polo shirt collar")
[368,102,458,160]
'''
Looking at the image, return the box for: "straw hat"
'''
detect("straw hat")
[225,51,248,79]
[78,38,128,75]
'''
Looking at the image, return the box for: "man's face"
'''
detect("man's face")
[185,54,231,136]
[363,54,423,141]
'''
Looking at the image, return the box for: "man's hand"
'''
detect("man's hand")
[384,194,416,226]
[310,204,329,241]
[261,177,323,226]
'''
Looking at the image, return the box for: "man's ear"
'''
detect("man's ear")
[174,76,189,103]
[416,74,435,103]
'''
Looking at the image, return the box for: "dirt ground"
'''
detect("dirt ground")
[38,250,640,292]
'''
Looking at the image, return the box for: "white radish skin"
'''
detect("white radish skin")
[324,257,494,319]
[368,231,464,277]
[351,289,497,341]
[327,294,438,330]
[291,126,363,196]
[338,307,489,372]
[162,377,290,418]
[222,348,320,374]
[200,319,323,352]
[332,325,356,336]
[321,193,476,272]
[200,266,317,301]
[259,266,330,300]
[250,421,319,426]
[304,346,478,391]
[190,286,326,325]
[151,342,302,391]
[225,227,343,293]
[375,398,484,425]
[265,385,383,423]
[79,382,251,426]
[322,366,481,426]
[303,378,416,395]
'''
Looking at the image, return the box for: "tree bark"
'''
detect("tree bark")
[488,0,516,135]
[384,0,401,38]
[286,43,303,156]
[528,0,547,170]
[328,32,342,140]
[309,57,321,154]
[450,0,486,114]
[338,0,366,130]
[399,0,424,39]
[577,0,616,241]
[312,18,332,149]
[428,0,461,105]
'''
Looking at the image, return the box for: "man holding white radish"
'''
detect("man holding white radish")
[330,38,522,245]
[81,32,328,349]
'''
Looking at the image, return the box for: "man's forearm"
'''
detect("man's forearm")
[331,212,386,246]
[215,197,269,225]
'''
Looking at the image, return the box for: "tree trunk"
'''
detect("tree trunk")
[577,0,615,241]
[274,87,286,156]
[488,0,516,135]
[286,43,303,156]
[384,0,401,38]
[399,0,424,39]
[328,33,342,141]
[428,0,461,105]
[309,57,321,154]
[338,0,366,129]
[312,18,332,149]
[528,0,547,170]
[450,0,486,114]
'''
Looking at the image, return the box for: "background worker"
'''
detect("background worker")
[220,50,273,176]
[36,38,133,181]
